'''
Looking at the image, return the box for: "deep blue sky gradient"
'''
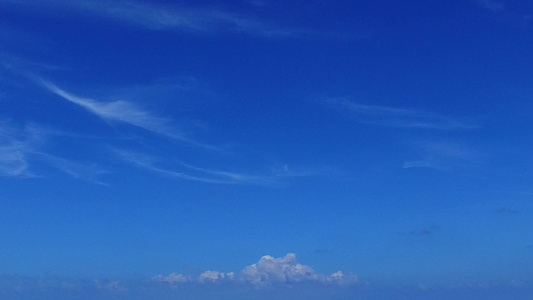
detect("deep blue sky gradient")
[1,0,532,299]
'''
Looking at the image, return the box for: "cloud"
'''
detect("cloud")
[402,160,440,169]
[34,152,109,185]
[112,148,325,185]
[180,162,275,184]
[0,121,44,177]
[110,148,229,184]
[0,143,31,177]
[0,0,299,36]
[93,280,128,292]
[403,140,481,171]
[38,78,226,150]
[398,225,438,237]
[198,271,235,283]
[111,148,276,185]
[39,79,182,138]
[0,275,129,297]
[0,120,106,181]
[324,98,479,130]
[152,273,190,284]
[154,253,358,287]
[240,253,356,286]
[2,273,531,300]
[475,0,505,11]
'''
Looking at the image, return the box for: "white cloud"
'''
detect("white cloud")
[94,280,128,292]
[241,254,357,286]
[38,78,225,150]
[0,142,31,177]
[402,160,437,169]
[111,148,248,184]
[34,152,108,185]
[198,271,235,283]
[112,148,322,185]
[153,272,190,284]
[179,162,275,185]
[324,98,479,130]
[154,253,358,288]
[241,254,315,286]
[0,121,43,177]
[0,0,299,36]
[39,79,180,139]
[0,121,107,181]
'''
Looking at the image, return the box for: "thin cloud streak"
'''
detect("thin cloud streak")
[325,98,480,130]
[112,148,275,185]
[39,79,180,139]
[403,140,481,171]
[179,162,274,184]
[475,0,505,11]
[38,78,224,150]
[112,149,321,185]
[111,148,228,184]
[0,0,300,36]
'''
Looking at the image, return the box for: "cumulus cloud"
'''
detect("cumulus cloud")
[154,253,358,288]
[152,273,190,284]
[198,271,235,283]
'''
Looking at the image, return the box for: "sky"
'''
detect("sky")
[1,0,533,299]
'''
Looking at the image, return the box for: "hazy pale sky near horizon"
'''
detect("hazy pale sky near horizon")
[1,0,533,299]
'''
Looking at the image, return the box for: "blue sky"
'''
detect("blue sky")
[1,0,532,299]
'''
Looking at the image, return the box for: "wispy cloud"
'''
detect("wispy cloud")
[475,0,505,12]
[0,0,300,36]
[179,162,273,184]
[34,152,109,185]
[111,146,330,185]
[0,142,32,177]
[402,140,481,171]
[111,148,278,185]
[38,78,226,150]
[154,253,358,287]
[21,77,322,185]
[0,52,68,74]
[398,225,438,237]
[38,79,182,139]
[0,121,44,177]
[0,121,106,181]
[111,148,232,184]
[324,98,480,130]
